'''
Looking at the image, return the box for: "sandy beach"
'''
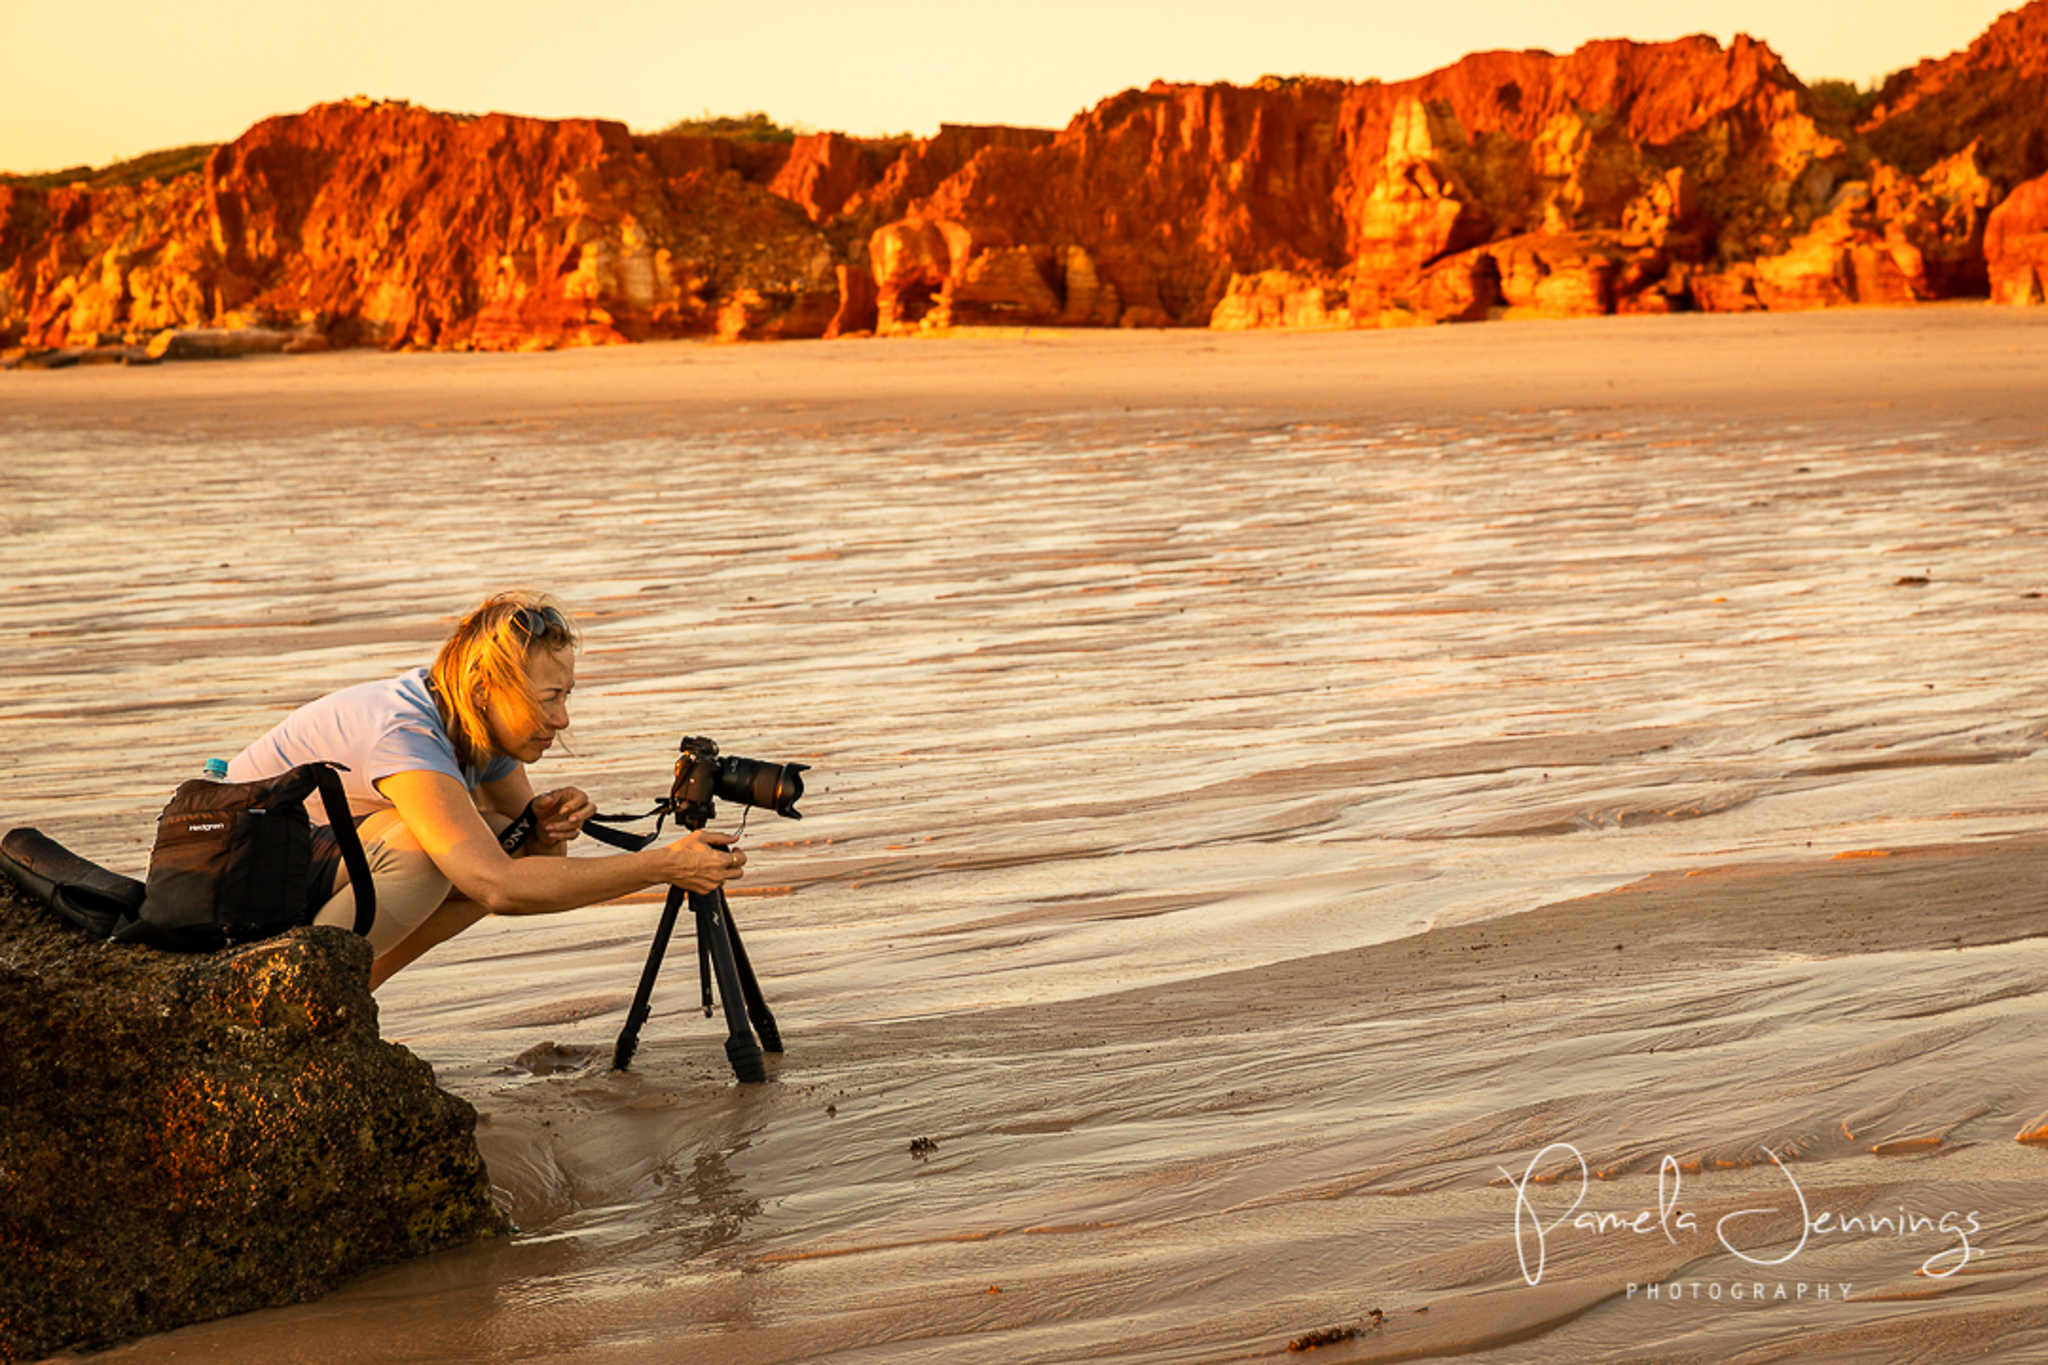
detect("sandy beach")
[8,305,2048,442]
[7,305,2048,1363]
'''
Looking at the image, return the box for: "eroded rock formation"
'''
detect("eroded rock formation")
[1988,171,2048,303]
[0,884,507,1358]
[3,3,2045,353]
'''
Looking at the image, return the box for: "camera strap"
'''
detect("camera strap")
[497,799,675,854]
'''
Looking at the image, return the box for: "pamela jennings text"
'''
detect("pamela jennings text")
[1499,1142,1981,1290]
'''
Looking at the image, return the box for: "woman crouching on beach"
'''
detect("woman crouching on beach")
[227,590,745,988]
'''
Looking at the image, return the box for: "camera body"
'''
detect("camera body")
[671,735,806,827]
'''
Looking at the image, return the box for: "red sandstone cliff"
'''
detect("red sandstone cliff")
[4,2,2046,356]
[1861,1,2048,306]
[0,102,874,352]
[882,13,2048,331]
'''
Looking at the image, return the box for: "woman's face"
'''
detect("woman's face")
[485,644,575,763]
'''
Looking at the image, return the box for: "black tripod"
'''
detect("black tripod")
[500,788,786,1083]
[611,807,782,1079]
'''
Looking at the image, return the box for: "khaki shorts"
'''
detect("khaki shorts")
[309,807,475,956]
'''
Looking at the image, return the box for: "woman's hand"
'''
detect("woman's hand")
[527,787,595,853]
[660,830,747,893]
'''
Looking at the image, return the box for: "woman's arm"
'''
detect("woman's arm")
[477,768,593,855]
[377,768,745,915]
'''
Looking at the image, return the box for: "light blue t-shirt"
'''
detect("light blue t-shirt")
[228,667,519,815]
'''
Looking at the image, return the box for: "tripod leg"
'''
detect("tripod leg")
[699,930,714,1016]
[694,889,766,1083]
[720,907,783,1053]
[612,884,687,1072]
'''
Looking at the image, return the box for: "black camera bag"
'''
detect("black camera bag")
[0,826,147,936]
[119,761,376,952]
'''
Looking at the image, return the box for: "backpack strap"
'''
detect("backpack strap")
[305,763,375,936]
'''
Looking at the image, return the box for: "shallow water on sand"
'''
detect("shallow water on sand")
[6,396,2048,1361]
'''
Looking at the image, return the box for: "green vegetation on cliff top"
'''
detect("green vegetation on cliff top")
[2,143,216,190]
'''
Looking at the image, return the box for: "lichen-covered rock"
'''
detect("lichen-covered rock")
[0,883,507,1360]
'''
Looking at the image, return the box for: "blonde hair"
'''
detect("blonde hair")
[429,590,581,769]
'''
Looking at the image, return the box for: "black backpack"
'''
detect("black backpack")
[117,762,376,952]
[1,763,378,952]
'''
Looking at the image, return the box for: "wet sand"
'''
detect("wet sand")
[7,305,2048,1363]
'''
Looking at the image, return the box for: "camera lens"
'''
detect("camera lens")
[717,756,807,819]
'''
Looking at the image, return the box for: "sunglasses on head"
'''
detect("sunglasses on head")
[509,604,569,641]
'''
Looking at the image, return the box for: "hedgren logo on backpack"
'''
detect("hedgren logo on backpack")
[1499,1141,1982,1300]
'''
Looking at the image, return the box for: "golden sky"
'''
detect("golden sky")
[0,0,2023,174]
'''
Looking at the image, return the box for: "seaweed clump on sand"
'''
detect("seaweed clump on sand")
[1288,1308,1386,1351]
[0,879,508,1359]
